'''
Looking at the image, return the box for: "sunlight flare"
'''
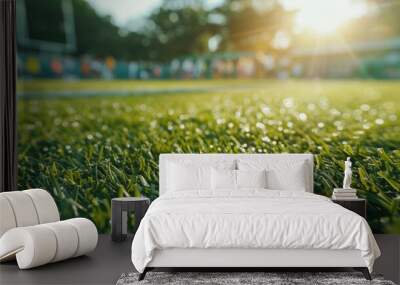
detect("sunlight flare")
[284,0,368,34]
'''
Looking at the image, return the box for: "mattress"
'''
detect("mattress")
[131,190,380,273]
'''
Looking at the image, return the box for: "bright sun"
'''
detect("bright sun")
[285,0,368,34]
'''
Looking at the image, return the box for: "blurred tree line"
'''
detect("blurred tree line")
[18,0,295,60]
[19,0,400,61]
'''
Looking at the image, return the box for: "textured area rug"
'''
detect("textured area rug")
[116,272,395,285]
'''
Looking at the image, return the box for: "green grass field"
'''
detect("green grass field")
[17,80,400,233]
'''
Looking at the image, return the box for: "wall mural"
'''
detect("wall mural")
[17,0,399,233]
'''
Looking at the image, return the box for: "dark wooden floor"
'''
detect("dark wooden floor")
[1,234,399,285]
[0,235,134,285]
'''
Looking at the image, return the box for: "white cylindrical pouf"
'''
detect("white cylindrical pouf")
[24,189,60,224]
[0,196,17,237]
[42,221,79,262]
[0,192,39,227]
[0,226,58,269]
[0,189,98,269]
[65,218,98,257]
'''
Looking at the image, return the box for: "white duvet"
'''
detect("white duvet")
[131,190,380,273]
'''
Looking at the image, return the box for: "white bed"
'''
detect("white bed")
[131,154,380,280]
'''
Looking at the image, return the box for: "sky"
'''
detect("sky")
[86,0,224,28]
[86,0,162,27]
[86,0,368,35]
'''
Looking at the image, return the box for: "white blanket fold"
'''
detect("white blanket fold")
[131,190,380,273]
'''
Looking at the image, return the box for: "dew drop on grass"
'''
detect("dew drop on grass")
[242,125,250,132]
[330,108,341,116]
[334,121,342,127]
[256,122,265,129]
[216,118,225,125]
[283,98,294,108]
[262,136,271,143]
[360,104,370,111]
[298,113,307,121]
[261,106,271,115]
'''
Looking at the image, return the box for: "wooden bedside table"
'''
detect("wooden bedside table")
[332,198,366,219]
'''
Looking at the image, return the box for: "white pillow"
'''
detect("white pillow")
[238,159,308,191]
[236,169,267,189]
[167,162,212,191]
[266,164,307,191]
[212,168,236,190]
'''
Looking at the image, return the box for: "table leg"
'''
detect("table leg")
[111,201,122,242]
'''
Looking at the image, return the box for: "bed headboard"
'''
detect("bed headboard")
[159,153,314,196]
